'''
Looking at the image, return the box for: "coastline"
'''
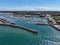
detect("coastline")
[49,24,60,31]
[53,25,60,30]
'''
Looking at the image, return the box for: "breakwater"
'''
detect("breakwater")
[0,23,38,34]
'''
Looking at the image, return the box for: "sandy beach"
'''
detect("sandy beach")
[54,25,60,30]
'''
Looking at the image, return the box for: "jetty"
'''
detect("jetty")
[0,18,38,34]
[0,23,38,34]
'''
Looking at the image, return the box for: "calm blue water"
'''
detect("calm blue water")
[0,14,60,45]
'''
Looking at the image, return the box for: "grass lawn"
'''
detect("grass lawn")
[53,16,60,21]
[52,16,60,24]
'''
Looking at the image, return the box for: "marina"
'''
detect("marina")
[0,13,60,45]
[0,0,60,45]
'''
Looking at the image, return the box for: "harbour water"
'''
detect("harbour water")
[0,14,60,45]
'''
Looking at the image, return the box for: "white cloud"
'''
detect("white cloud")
[0,6,59,11]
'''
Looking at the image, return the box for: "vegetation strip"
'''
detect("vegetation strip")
[0,24,38,34]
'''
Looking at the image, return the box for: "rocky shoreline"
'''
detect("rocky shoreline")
[0,18,15,25]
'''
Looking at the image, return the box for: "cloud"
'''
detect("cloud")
[0,6,59,11]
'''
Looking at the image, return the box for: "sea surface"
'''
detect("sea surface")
[0,14,60,45]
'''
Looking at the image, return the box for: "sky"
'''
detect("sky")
[0,0,60,11]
